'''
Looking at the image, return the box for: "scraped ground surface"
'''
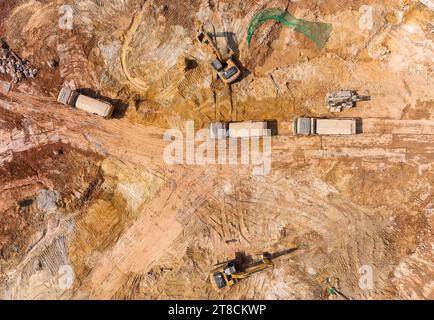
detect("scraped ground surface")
[0,0,433,299]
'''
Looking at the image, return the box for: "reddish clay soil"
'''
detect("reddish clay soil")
[0,0,19,35]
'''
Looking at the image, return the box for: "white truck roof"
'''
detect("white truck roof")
[315,118,356,135]
[209,122,228,139]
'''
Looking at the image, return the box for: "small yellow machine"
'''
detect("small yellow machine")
[209,254,274,291]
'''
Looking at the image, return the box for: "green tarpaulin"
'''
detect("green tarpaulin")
[247,8,332,48]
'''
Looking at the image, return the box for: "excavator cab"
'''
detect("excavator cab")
[219,58,240,83]
[210,58,241,84]
[211,262,239,290]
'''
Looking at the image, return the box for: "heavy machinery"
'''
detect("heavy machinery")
[197,25,241,85]
[209,254,274,291]
[293,117,358,135]
[57,87,114,119]
[325,90,365,112]
[326,277,350,300]
[209,120,271,139]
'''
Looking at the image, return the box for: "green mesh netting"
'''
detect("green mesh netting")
[247,8,332,48]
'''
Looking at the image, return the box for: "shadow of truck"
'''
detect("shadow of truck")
[355,118,363,134]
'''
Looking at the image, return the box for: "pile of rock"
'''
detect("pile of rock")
[0,39,38,83]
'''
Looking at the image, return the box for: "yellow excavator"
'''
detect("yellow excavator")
[209,253,274,292]
[196,25,241,85]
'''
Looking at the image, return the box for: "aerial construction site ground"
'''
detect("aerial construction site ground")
[0,0,433,300]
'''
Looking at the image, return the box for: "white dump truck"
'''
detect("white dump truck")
[293,117,358,135]
[57,88,114,119]
[209,121,271,139]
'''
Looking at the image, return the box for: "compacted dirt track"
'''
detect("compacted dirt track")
[0,0,433,300]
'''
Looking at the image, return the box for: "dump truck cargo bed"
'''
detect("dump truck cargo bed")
[315,118,356,135]
[228,121,269,138]
[75,95,114,119]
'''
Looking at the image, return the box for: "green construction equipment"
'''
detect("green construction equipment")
[327,287,350,300]
[247,8,332,48]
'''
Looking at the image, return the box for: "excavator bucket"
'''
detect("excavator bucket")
[197,30,208,44]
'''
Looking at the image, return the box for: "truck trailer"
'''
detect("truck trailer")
[209,121,271,139]
[57,88,114,119]
[293,117,358,135]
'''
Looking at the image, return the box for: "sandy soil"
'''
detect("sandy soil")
[0,0,433,300]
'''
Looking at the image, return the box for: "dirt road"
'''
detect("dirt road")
[0,0,433,300]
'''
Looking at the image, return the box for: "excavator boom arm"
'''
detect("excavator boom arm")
[231,261,274,279]
[198,26,224,61]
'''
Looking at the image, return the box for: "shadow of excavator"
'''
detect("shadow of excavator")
[215,246,303,270]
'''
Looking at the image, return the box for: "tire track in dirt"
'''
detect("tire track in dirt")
[120,4,151,92]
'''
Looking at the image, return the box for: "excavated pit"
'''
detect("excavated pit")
[0,0,433,300]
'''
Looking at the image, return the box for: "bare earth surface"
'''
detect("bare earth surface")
[0,0,433,300]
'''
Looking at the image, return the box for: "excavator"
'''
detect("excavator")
[196,25,241,85]
[209,247,303,292]
[209,253,274,291]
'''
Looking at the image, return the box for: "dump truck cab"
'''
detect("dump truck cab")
[209,121,229,140]
[293,117,315,135]
[57,87,79,107]
[293,117,358,135]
